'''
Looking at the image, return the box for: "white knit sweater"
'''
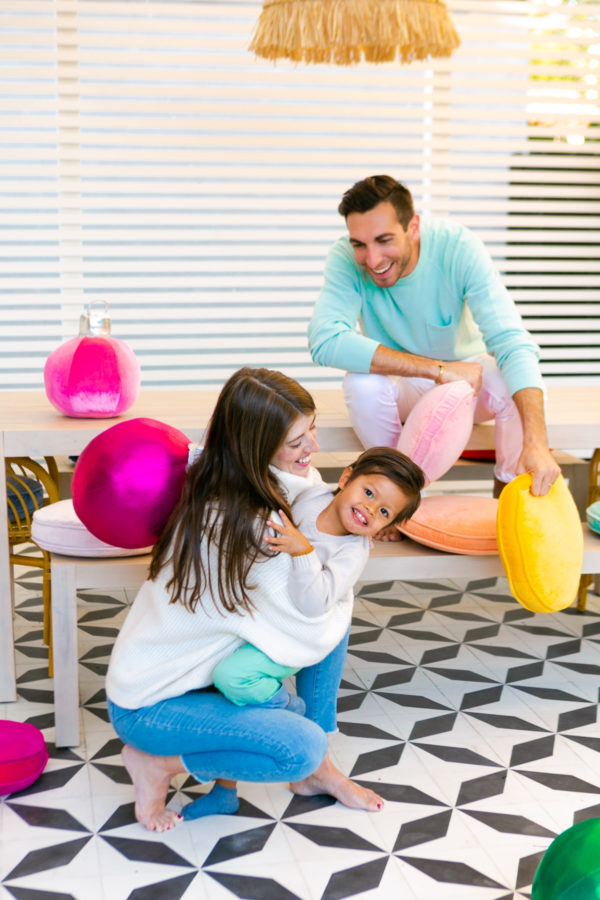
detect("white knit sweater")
[106,465,353,710]
[286,484,369,617]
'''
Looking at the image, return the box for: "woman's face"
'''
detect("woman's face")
[271,413,319,477]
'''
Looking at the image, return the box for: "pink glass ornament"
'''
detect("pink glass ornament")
[44,301,141,418]
[72,417,190,548]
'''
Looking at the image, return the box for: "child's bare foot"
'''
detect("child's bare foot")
[122,744,184,832]
[290,753,383,811]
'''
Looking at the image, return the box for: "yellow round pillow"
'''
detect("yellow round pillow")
[496,473,583,613]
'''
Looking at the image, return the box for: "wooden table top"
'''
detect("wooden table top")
[0,384,598,455]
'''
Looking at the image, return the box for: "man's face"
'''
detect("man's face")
[346,201,420,288]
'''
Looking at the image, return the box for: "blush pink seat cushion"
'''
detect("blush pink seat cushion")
[32,499,153,557]
[0,720,48,795]
[397,381,476,485]
[398,494,499,555]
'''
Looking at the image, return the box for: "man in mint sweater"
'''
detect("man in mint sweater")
[308,175,559,498]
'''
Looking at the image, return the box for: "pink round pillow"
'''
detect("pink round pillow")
[0,720,48,795]
[44,335,141,418]
[397,381,476,485]
[398,494,499,555]
[72,417,190,549]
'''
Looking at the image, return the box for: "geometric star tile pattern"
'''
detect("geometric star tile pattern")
[2,565,600,899]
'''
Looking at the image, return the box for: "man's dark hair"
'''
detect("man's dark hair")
[338,175,415,229]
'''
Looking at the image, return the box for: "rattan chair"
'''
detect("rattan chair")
[6,456,61,674]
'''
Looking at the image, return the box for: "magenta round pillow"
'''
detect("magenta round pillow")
[0,720,48,795]
[397,381,476,485]
[44,334,141,418]
[72,417,191,549]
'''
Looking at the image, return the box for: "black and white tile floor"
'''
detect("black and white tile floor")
[3,564,600,900]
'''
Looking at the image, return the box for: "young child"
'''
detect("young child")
[212,446,424,713]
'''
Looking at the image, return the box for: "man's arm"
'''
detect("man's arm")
[513,387,560,496]
[370,344,483,393]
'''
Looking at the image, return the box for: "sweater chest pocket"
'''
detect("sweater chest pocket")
[424,318,456,356]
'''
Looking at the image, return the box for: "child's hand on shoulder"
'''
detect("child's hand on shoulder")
[265,510,314,557]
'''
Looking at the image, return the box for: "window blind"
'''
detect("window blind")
[1,0,598,390]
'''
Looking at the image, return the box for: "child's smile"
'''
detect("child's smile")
[318,473,409,538]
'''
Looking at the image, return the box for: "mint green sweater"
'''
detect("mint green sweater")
[308,218,542,396]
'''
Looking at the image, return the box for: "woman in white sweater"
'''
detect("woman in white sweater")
[106,367,383,831]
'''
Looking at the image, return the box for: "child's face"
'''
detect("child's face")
[332,472,409,537]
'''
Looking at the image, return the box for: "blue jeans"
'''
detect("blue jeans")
[297,625,349,733]
[107,627,349,783]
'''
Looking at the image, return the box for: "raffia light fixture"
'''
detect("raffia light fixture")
[249,0,460,65]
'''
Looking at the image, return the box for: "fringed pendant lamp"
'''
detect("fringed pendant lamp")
[249,0,460,65]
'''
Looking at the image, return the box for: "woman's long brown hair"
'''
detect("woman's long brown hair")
[149,367,316,615]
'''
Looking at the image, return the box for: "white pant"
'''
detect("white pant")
[343,354,523,484]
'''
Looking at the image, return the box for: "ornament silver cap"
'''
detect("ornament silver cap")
[79,300,111,336]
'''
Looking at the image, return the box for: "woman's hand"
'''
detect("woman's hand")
[266,510,314,557]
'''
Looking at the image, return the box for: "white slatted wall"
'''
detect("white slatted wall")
[1,0,599,390]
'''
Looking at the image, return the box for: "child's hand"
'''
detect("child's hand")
[265,510,314,557]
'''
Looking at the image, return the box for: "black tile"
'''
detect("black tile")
[510,736,555,767]
[514,685,586,703]
[286,823,381,851]
[557,704,598,732]
[393,810,452,850]
[208,872,302,900]
[517,771,600,793]
[371,669,418,690]
[516,851,546,890]
[6,803,90,833]
[355,781,447,806]
[321,857,388,900]
[466,712,548,733]
[456,771,508,805]
[546,639,582,659]
[463,809,555,837]
[412,742,499,767]
[349,743,404,777]
[202,824,277,866]
[506,661,545,682]
[128,873,198,900]
[375,692,449,710]
[424,666,497,683]
[338,722,399,740]
[397,855,504,888]
[465,625,501,641]
[460,686,504,709]
[419,645,460,664]
[409,713,458,740]
[282,794,336,818]
[5,838,91,879]
[348,649,412,665]
[102,835,193,867]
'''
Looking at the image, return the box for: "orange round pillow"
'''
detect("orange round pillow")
[398,494,498,555]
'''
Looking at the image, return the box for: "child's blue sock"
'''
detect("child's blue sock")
[182,782,239,821]
[259,684,306,716]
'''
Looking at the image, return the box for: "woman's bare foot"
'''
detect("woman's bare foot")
[290,753,383,811]
[122,744,185,832]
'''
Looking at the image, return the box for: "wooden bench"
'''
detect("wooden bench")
[51,523,600,747]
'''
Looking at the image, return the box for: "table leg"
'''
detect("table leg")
[0,437,17,700]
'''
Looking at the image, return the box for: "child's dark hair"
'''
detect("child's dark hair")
[341,447,424,525]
